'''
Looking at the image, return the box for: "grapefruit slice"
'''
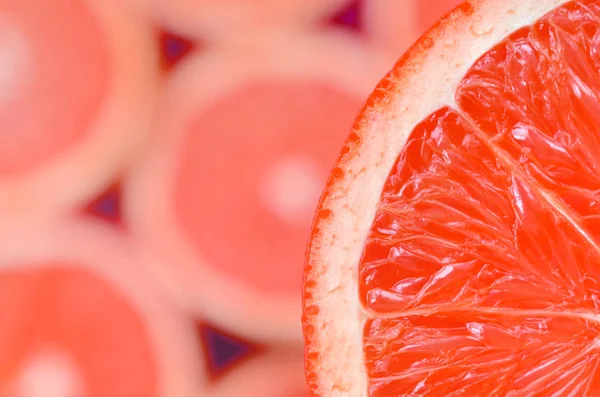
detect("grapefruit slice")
[0,220,204,397]
[124,31,392,342]
[0,0,158,218]
[208,348,307,397]
[137,0,349,42]
[303,0,600,395]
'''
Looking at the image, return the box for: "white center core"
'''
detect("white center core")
[259,155,324,227]
[0,17,31,104]
[15,350,85,397]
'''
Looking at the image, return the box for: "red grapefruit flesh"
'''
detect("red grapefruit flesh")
[0,0,158,218]
[0,221,205,397]
[138,0,350,41]
[303,0,600,395]
[125,32,392,342]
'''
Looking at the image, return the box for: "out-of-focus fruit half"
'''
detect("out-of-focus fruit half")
[124,31,392,343]
[0,0,158,220]
[208,349,307,397]
[0,220,204,397]
[364,0,465,53]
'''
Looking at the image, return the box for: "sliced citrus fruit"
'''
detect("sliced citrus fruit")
[208,348,307,397]
[303,0,600,395]
[0,0,158,217]
[124,31,392,342]
[0,220,204,397]
[137,0,349,42]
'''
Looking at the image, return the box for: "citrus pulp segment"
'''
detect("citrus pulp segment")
[302,0,600,396]
[0,0,158,219]
[361,106,600,394]
[125,31,393,343]
[0,220,205,397]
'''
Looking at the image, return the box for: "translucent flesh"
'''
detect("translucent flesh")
[175,81,360,294]
[0,267,157,397]
[360,0,600,394]
[0,0,109,174]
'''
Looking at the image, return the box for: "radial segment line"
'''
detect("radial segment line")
[452,106,600,257]
[367,306,600,324]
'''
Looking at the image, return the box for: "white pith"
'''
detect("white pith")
[0,0,158,221]
[303,1,571,396]
[0,220,206,397]
[124,30,394,343]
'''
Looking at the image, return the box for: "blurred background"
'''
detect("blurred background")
[0,1,461,396]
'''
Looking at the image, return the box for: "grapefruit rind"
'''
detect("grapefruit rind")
[302,0,569,396]
[0,220,206,397]
[0,0,158,220]
[124,31,393,343]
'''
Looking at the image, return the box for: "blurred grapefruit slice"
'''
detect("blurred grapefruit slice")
[137,0,350,41]
[417,0,469,32]
[363,0,420,53]
[208,349,307,397]
[124,31,392,342]
[303,0,600,395]
[0,0,158,218]
[365,0,464,53]
[0,220,204,397]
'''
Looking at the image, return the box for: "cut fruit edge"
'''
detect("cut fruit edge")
[0,0,159,219]
[301,1,570,396]
[124,30,394,343]
[0,219,206,397]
